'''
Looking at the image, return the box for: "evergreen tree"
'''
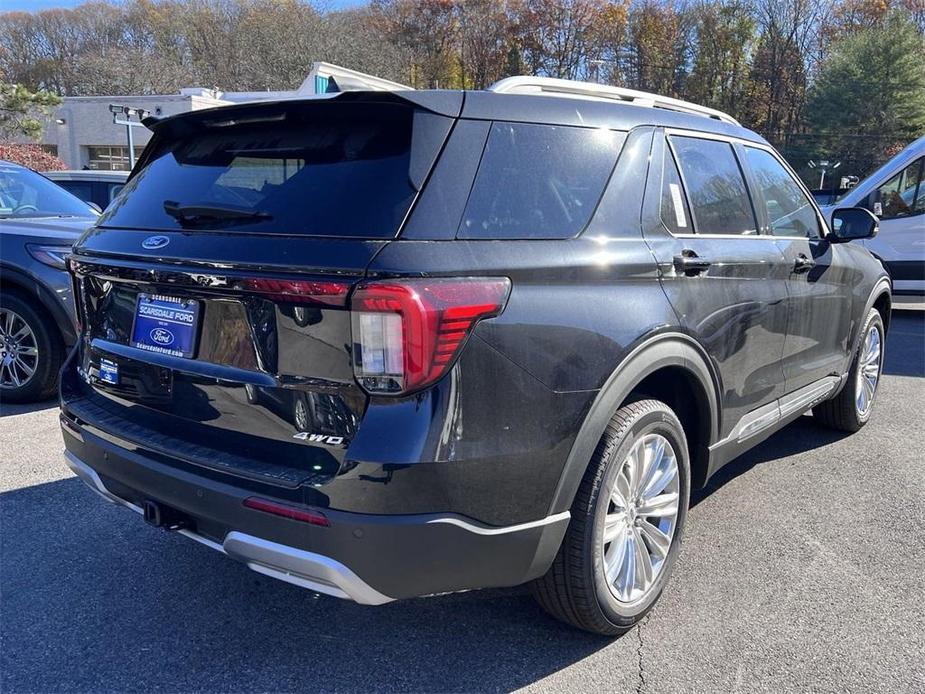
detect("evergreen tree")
[808,11,925,174]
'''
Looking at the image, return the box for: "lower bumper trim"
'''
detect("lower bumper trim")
[63,450,394,605]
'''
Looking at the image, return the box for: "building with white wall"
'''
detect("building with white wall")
[37,63,410,170]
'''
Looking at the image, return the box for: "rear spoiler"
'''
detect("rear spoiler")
[142,90,464,136]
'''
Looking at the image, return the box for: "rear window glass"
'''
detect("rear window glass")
[99,103,419,237]
[458,122,622,239]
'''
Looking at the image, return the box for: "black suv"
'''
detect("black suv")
[60,79,890,635]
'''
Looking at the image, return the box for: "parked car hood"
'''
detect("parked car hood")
[0,215,98,243]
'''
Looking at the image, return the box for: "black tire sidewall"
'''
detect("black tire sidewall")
[0,291,60,402]
[591,406,691,626]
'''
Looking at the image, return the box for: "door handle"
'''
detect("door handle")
[793,254,816,273]
[673,251,711,276]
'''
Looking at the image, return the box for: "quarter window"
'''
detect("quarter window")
[670,136,757,235]
[459,122,624,239]
[745,147,821,238]
[872,158,923,218]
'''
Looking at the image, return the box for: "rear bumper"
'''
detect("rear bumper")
[60,415,570,602]
[64,449,393,604]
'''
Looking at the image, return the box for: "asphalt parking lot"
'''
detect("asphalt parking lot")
[1,311,923,694]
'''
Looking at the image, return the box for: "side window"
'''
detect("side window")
[660,148,692,234]
[670,136,757,235]
[872,158,923,219]
[459,122,624,239]
[744,147,821,238]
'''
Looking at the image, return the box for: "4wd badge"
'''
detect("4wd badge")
[293,432,345,446]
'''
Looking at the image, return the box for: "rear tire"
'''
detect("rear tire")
[531,399,690,635]
[0,290,64,403]
[813,308,884,433]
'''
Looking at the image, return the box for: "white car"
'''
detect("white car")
[823,135,925,296]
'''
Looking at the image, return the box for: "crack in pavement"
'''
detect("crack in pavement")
[635,615,649,694]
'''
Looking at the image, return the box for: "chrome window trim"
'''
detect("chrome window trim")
[662,131,761,237]
[662,127,829,240]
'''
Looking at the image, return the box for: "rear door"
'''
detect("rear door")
[740,145,855,392]
[66,96,457,496]
[643,130,792,438]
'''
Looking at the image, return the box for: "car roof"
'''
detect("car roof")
[145,88,768,146]
[461,91,765,143]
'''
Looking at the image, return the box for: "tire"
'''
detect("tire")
[0,290,65,403]
[812,308,885,433]
[531,399,691,635]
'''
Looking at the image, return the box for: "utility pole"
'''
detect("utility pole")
[109,104,149,170]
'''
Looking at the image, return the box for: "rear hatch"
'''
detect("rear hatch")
[64,93,459,496]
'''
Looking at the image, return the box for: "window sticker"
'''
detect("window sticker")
[669,183,687,228]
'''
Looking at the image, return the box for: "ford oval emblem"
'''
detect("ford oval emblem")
[142,235,170,250]
[150,327,175,346]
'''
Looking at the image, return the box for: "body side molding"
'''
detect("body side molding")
[708,375,846,474]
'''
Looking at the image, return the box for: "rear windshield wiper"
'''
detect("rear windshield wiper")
[163,200,272,225]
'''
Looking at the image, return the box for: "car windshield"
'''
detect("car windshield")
[0,165,98,219]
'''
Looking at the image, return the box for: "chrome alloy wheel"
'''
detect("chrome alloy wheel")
[602,433,680,605]
[0,308,39,390]
[855,324,882,417]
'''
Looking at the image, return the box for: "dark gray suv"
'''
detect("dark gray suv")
[60,79,890,634]
[0,161,97,402]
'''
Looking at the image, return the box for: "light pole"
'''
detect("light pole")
[109,104,149,170]
[807,159,841,189]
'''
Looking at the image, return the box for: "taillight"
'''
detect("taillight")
[350,278,511,394]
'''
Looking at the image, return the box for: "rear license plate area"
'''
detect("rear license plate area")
[131,294,200,359]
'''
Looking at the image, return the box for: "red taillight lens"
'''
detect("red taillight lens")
[350,278,511,394]
[240,278,351,307]
[243,497,330,526]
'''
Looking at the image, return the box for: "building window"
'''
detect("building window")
[40,144,59,157]
[86,145,145,171]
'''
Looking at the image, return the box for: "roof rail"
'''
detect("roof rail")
[488,76,740,126]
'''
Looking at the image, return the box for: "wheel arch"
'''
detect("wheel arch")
[0,263,76,347]
[871,286,892,335]
[855,278,892,349]
[548,332,721,517]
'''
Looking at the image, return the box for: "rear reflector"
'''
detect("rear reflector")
[350,278,511,394]
[243,497,330,526]
[241,278,351,307]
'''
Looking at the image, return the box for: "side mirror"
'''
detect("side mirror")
[88,202,103,214]
[829,207,879,242]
